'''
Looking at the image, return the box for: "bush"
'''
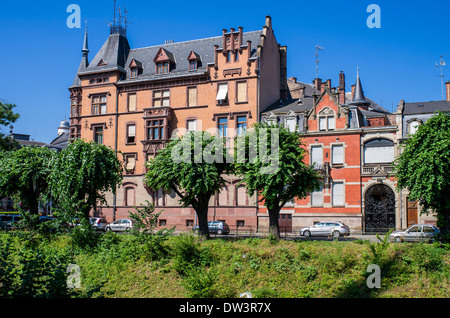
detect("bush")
[171,233,212,275]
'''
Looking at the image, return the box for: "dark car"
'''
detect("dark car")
[194,221,230,235]
[0,214,22,230]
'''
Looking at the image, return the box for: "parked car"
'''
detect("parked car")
[0,214,22,230]
[89,217,108,231]
[389,224,440,243]
[193,221,230,235]
[300,221,350,238]
[105,219,134,232]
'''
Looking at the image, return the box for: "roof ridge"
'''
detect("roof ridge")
[130,29,263,52]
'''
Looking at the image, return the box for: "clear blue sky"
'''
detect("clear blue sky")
[1,0,449,143]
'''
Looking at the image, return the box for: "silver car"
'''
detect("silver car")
[105,219,134,232]
[389,224,440,243]
[89,217,108,231]
[300,221,350,238]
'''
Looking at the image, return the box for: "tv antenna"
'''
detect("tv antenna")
[315,45,325,79]
[106,0,129,37]
[435,54,447,100]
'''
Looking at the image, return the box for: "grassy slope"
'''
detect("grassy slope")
[1,232,449,298]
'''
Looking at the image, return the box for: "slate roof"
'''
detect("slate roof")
[72,30,263,87]
[403,100,450,115]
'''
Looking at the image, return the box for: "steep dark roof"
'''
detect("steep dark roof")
[404,100,450,115]
[349,68,370,106]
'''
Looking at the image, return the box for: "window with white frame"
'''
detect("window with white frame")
[310,145,323,169]
[285,117,297,132]
[331,145,344,165]
[187,119,197,132]
[332,182,344,206]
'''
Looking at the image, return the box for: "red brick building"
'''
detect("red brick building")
[261,69,399,233]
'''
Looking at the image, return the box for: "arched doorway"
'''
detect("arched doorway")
[364,184,395,233]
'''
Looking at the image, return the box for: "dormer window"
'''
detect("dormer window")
[318,107,336,131]
[154,47,175,75]
[129,59,142,78]
[187,51,201,71]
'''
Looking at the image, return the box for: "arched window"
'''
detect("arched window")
[363,138,394,164]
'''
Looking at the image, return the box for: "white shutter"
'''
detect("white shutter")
[332,145,344,164]
[327,117,335,130]
[187,119,197,132]
[127,124,136,137]
[311,146,323,168]
[319,117,326,130]
[311,185,323,206]
[364,146,394,164]
[128,94,136,111]
[286,118,296,132]
[332,182,344,206]
[216,83,228,101]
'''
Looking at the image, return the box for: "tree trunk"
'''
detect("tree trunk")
[195,201,210,238]
[268,208,281,240]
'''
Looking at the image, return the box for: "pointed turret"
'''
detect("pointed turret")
[349,67,370,107]
[70,22,90,88]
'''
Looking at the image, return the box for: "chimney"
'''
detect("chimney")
[351,84,356,99]
[339,71,345,104]
[314,78,322,92]
[446,81,450,101]
[290,77,297,83]
[299,86,306,98]
[279,46,288,100]
[222,29,227,49]
[326,79,332,91]
[238,27,243,47]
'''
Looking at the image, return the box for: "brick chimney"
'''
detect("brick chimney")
[339,71,345,104]
[314,78,322,92]
[446,81,450,101]
[351,84,356,99]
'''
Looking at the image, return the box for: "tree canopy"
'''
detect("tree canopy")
[234,122,321,239]
[144,131,233,237]
[395,111,450,241]
[49,139,123,220]
[0,99,20,151]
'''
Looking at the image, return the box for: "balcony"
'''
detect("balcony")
[362,164,395,176]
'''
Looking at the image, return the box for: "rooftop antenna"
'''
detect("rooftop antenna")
[436,54,447,100]
[315,45,325,79]
[108,1,128,37]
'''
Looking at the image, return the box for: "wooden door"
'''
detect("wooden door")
[407,198,418,227]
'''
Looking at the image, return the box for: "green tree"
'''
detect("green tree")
[395,111,450,241]
[0,99,20,151]
[234,122,321,239]
[0,146,55,218]
[144,131,233,237]
[49,139,123,220]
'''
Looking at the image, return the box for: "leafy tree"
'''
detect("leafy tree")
[144,131,233,237]
[0,146,55,218]
[49,139,123,220]
[395,111,450,241]
[234,122,321,239]
[0,99,20,151]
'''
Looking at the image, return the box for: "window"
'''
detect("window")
[156,62,170,75]
[94,126,103,144]
[409,121,421,135]
[127,124,136,144]
[332,145,344,165]
[189,60,197,70]
[186,219,194,227]
[285,117,296,132]
[153,89,170,107]
[364,138,395,164]
[131,68,138,78]
[332,182,344,206]
[236,116,247,136]
[311,185,323,206]
[237,220,245,227]
[187,87,197,107]
[124,155,136,174]
[216,83,228,104]
[236,81,247,103]
[310,146,323,169]
[128,93,137,112]
[319,115,335,131]
[187,119,197,132]
[147,120,164,140]
[218,118,228,137]
[71,99,80,117]
[92,95,107,115]
[235,51,239,62]
[226,51,231,62]
[159,219,167,226]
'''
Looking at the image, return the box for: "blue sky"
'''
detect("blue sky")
[1,0,449,143]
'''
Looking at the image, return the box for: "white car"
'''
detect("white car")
[105,219,134,232]
[300,221,350,238]
[389,224,440,243]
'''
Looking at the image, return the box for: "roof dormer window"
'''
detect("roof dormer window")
[129,59,142,78]
[153,47,175,75]
[187,50,201,71]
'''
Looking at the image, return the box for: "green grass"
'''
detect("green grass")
[1,231,449,298]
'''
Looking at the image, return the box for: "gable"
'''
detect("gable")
[153,47,175,63]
